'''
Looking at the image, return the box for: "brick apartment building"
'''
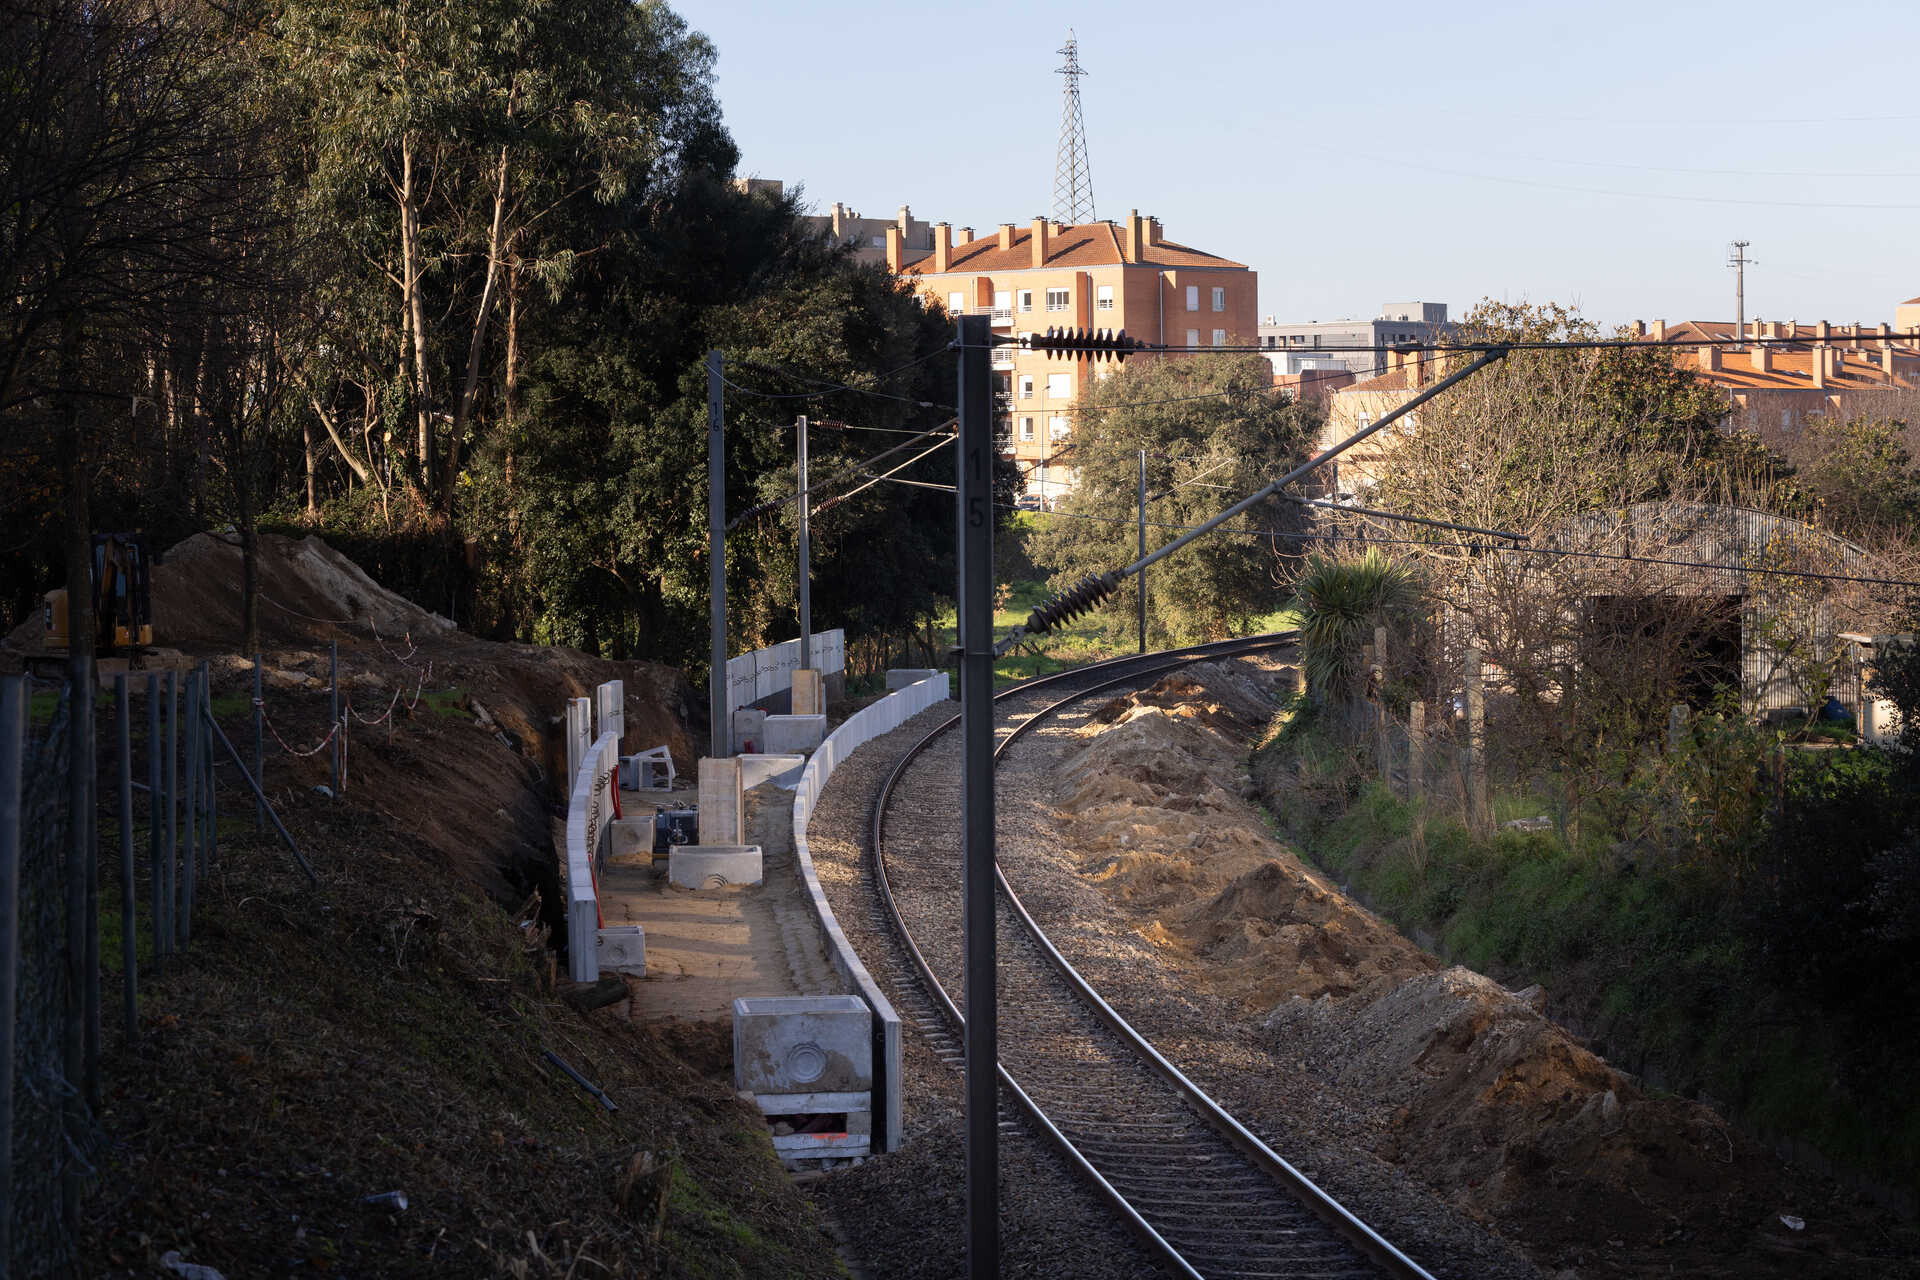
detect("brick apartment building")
[894,210,1258,503]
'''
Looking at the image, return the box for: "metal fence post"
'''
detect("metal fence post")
[147,674,161,971]
[203,662,216,869]
[253,653,264,830]
[116,675,135,1042]
[181,669,198,949]
[0,675,26,1270]
[956,312,998,1280]
[163,671,177,959]
[329,638,340,795]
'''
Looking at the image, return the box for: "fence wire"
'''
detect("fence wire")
[11,685,92,1278]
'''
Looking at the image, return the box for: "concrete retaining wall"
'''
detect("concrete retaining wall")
[726,630,846,720]
[791,671,952,1153]
[562,726,621,984]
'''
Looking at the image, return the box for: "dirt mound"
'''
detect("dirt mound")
[1268,966,1784,1251]
[1084,659,1284,739]
[1053,665,1429,1005]
[158,532,455,650]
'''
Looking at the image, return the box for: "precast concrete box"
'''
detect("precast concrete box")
[667,844,763,890]
[731,707,767,753]
[697,756,744,845]
[791,668,825,716]
[596,924,646,976]
[733,995,873,1094]
[762,713,826,754]
[608,816,653,861]
[738,752,806,790]
[886,668,939,691]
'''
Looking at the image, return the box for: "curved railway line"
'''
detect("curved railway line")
[868,636,1436,1280]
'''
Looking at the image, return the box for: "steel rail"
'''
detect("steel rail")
[870,635,1436,1280]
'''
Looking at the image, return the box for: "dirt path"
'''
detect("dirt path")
[609,779,849,1027]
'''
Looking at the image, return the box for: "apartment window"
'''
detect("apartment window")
[1096,284,1114,311]
[1019,289,1034,312]
[1212,287,1226,312]
[994,290,1011,312]
[1019,375,1034,399]
[1186,328,1200,348]
[1019,416,1035,441]
[1049,416,1070,440]
[947,291,965,314]
[1212,329,1227,347]
[1186,285,1200,311]
[1782,409,1794,431]
[871,235,885,248]
[1358,414,1372,431]
[1045,287,1070,312]
[1046,372,1072,399]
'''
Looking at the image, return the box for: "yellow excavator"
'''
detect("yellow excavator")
[41,533,155,661]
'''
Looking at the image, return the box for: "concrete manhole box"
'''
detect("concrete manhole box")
[733,995,873,1094]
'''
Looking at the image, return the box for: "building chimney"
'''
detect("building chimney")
[1882,346,1898,375]
[1147,216,1164,247]
[1124,209,1144,263]
[1031,216,1051,268]
[1650,318,1667,341]
[1816,319,1832,345]
[1699,344,1720,373]
[885,225,903,273]
[1751,345,1771,374]
[1880,322,1894,351]
[1630,320,1647,338]
[957,226,973,245]
[932,223,951,273]
[1812,347,1828,389]
[998,223,1015,251]
[897,205,911,232]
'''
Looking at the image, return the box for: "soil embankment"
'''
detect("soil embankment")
[39,532,846,1278]
[1046,660,1916,1278]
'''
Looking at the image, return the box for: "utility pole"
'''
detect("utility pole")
[1137,449,1147,654]
[707,350,729,758]
[955,314,998,1280]
[797,415,811,671]
[1728,240,1755,350]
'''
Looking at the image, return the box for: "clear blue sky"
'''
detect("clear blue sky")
[676,0,1920,332]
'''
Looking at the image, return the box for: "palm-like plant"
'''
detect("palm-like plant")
[1294,549,1423,708]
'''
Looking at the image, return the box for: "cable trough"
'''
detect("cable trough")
[870,637,1435,1280]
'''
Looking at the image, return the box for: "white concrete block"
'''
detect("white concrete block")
[697,756,744,845]
[596,925,645,975]
[763,713,826,754]
[731,707,768,753]
[791,668,825,716]
[734,995,873,1093]
[739,753,806,790]
[668,844,763,890]
[886,668,939,691]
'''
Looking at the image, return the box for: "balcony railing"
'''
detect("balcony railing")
[990,346,1017,369]
[990,306,1014,325]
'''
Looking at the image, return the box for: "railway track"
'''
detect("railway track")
[870,637,1435,1280]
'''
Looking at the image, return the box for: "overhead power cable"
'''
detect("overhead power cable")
[815,436,958,514]
[726,419,956,530]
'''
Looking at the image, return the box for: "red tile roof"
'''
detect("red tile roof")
[902,221,1247,275]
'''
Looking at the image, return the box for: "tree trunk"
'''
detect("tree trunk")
[398,139,433,495]
[302,417,317,513]
[503,249,520,429]
[446,143,511,510]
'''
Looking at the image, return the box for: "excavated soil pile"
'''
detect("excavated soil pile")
[1266,968,1783,1251]
[1055,664,1911,1276]
[1054,661,1432,1008]
[10,531,696,902]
